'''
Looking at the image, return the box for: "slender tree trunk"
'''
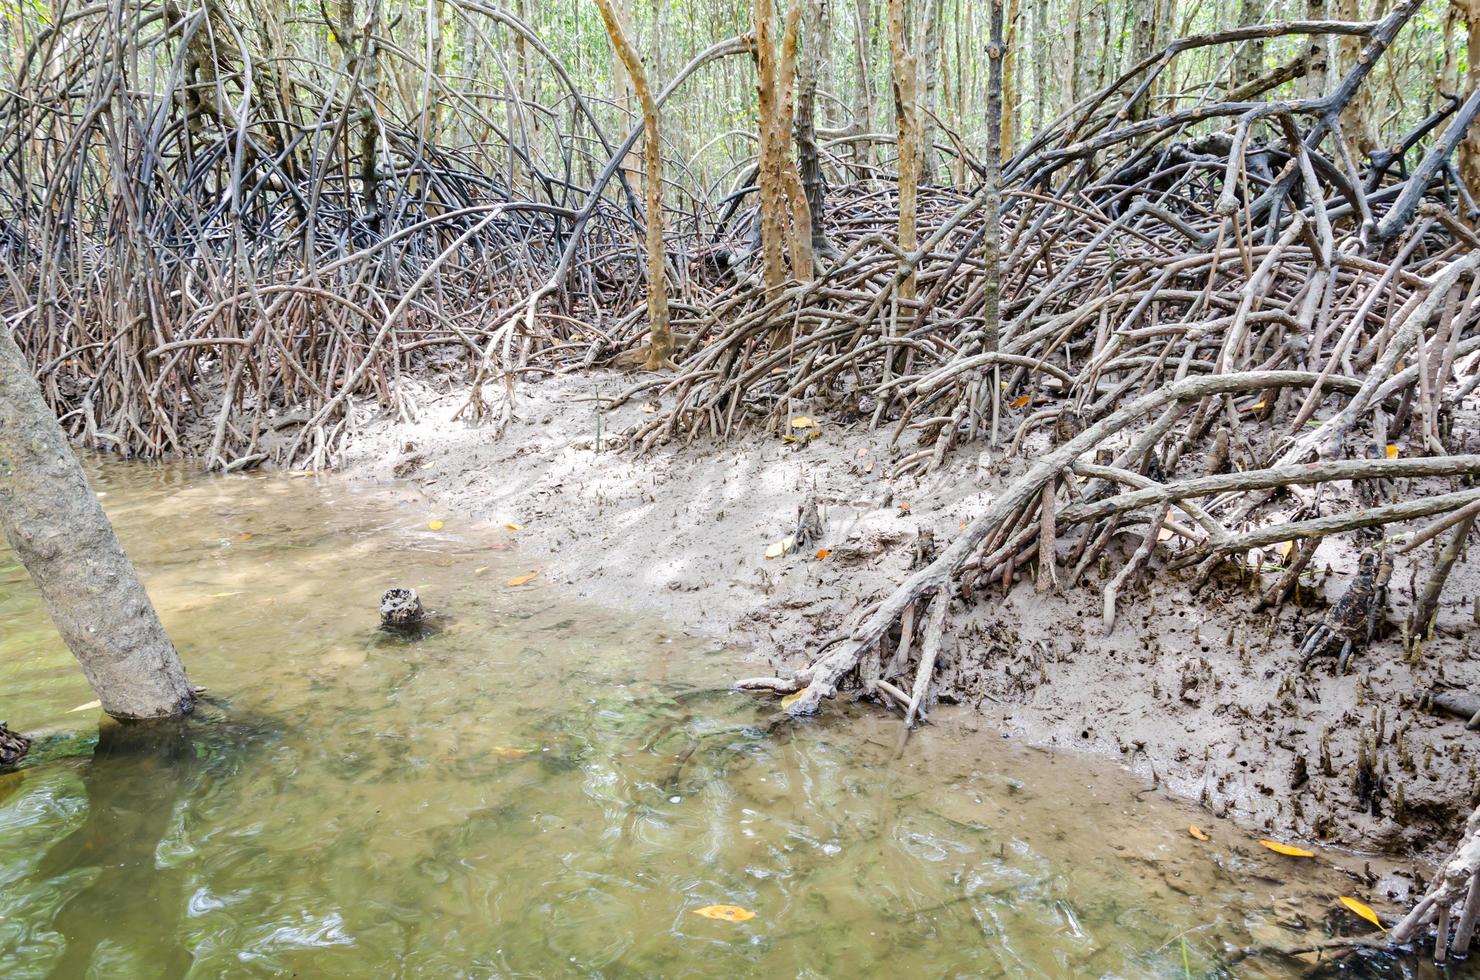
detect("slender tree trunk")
[1299,0,1330,99]
[849,0,875,179]
[1031,0,1046,137]
[755,0,790,294]
[795,0,832,257]
[0,329,195,720]
[999,0,1019,151]
[920,0,944,180]
[595,0,672,369]
[983,0,1005,444]
[1062,0,1082,118]
[888,0,920,302]
[776,1,816,284]
[1456,0,1480,201]
[1338,0,1379,158]
[1234,0,1264,88]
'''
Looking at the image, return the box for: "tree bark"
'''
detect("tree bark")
[595,0,673,368]
[1456,0,1480,201]
[0,329,194,720]
[795,0,832,256]
[888,0,921,302]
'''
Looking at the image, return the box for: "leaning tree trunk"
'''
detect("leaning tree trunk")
[595,0,673,369]
[0,329,195,720]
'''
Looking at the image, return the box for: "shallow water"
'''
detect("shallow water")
[0,464,1429,976]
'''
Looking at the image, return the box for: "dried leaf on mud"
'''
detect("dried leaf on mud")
[1258,839,1314,857]
[815,548,831,560]
[428,520,445,531]
[692,905,755,923]
[1188,825,1210,841]
[505,522,523,531]
[506,571,541,587]
[1386,444,1400,459]
[765,535,795,559]
[789,416,818,429]
[1010,394,1031,409]
[1338,896,1384,930]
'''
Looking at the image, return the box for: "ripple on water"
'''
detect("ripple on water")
[0,463,1423,977]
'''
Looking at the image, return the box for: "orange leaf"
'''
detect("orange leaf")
[815,548,831,559]
[899,501,911,514]
[1258,839,1314,857]
[1188,825,1210,841]
[1339,896,1384,931]
[1011,394,1031,409]
[1385,444,1399,459]
[506,571,541,587]
[692,905,755,923]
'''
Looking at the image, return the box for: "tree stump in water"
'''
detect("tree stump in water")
[0,722,31,770]
[380,588,426,630]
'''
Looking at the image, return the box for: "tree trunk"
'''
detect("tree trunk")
[1337,0,1379,158]
[1234,0,1264,89]
[795,0,832,257]
[999,0,1020,151]
[755,0,790,294]
[1457,0,1480,201]
[0,329,195,720]
[595,0,673,369]
[888,0,921,302]
[849,0,875,179]
[1298,0,1330,99]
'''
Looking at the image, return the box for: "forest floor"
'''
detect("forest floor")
[342,369,1480,888]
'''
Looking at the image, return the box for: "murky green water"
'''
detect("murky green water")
[0,464,1426,976]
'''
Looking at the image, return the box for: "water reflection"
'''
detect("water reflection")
[0,464,1435,976]
[37,721,198,978]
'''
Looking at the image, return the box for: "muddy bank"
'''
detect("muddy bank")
[341,369,1480,881]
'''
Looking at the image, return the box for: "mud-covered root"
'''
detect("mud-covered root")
[1389,802,1480,957]
[0,722,31,770]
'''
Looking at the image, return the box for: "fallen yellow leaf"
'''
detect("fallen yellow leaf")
[506,571,541,587]
[1276,540,1294,559]
[640,404,657,413]
[1242,400,1267,413]
[1011,394,1031,409]
[68,700,102,713]
[815,548,831,560]
[790,416,818,429]
[1385,444,1399,459]
[765,535,795,560]
[1258,839,1314,857]
[692,905,755,923]
[1189,825,1210,841]
[1339,896,1384,931]
[780,689,807,709]
[428,520,445,531]
[493,746,531,760]
[505,522,523,532]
